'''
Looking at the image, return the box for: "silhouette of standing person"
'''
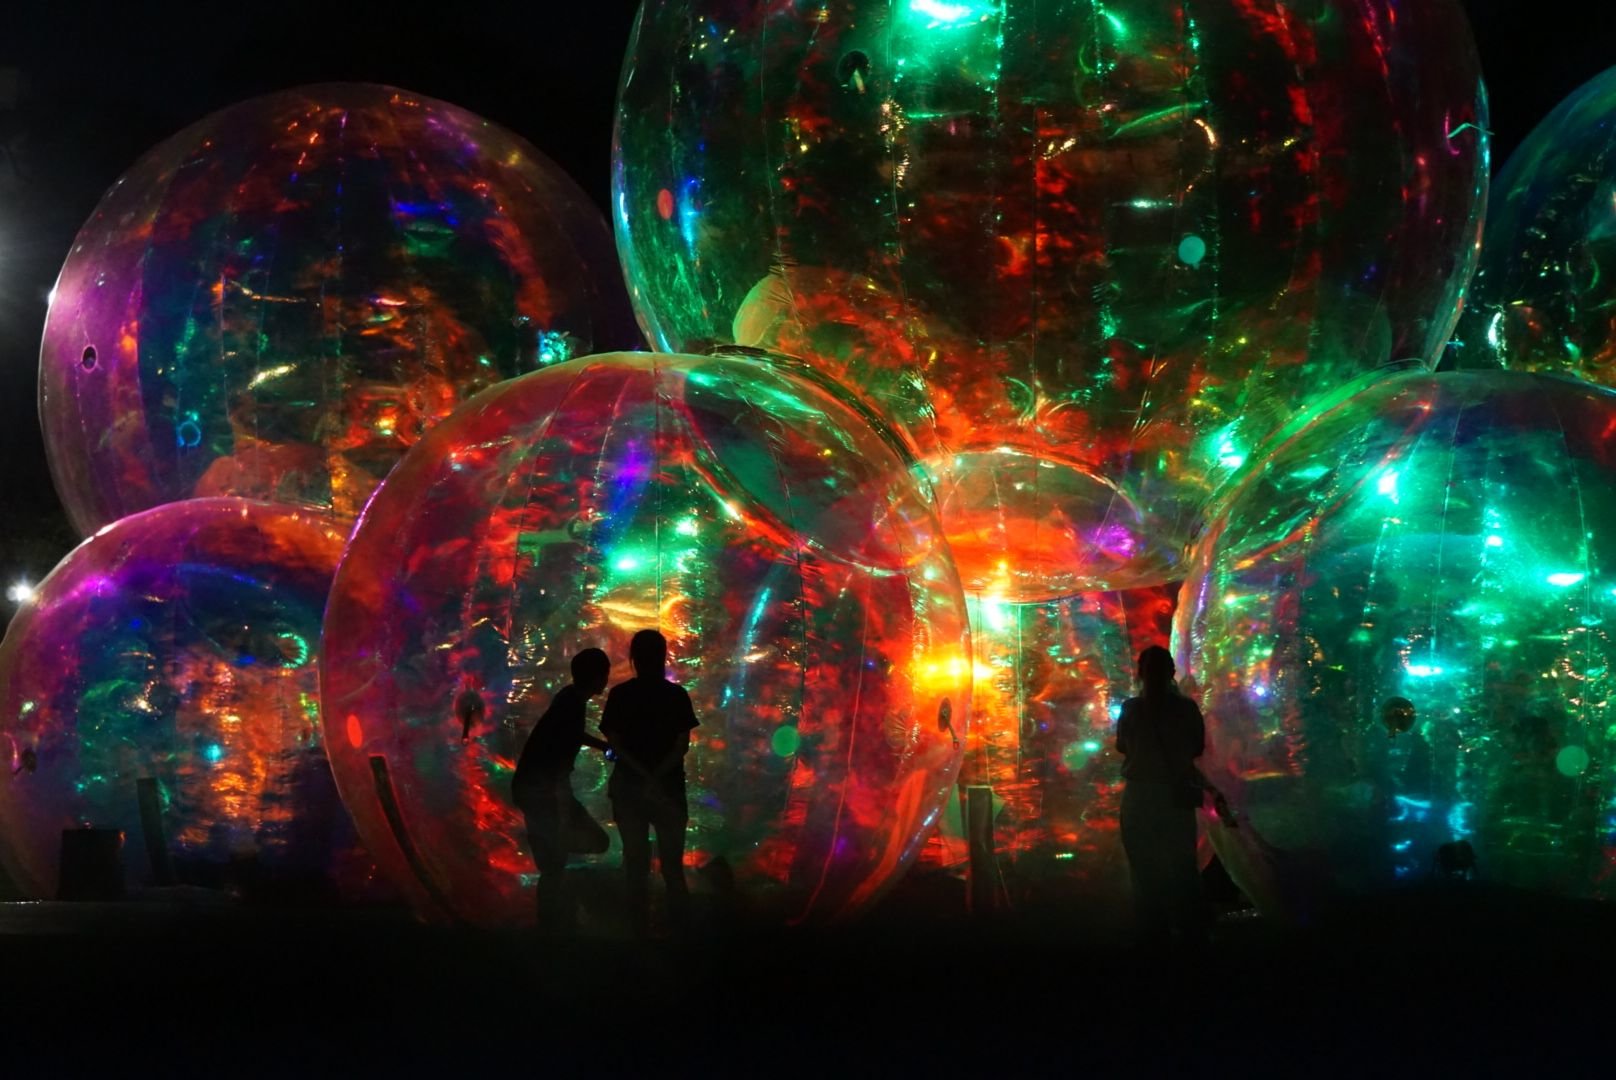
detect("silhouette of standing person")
[1116,646,1226,949]
[600,629,698,936]
[512,648,612,932]
[454,685,486,742]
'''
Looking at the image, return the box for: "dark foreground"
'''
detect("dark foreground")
[2,873,1609,1077]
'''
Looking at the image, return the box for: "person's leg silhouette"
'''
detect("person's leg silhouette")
[525,783,570,932]
[651,798,691,931]
[1122,785,1175,948]
[1170,825,1208,948]
[615,796,652,937]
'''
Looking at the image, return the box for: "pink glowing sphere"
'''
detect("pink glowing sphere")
[41,83,637,535]
[321,350,972,926]
[0,499,367,898]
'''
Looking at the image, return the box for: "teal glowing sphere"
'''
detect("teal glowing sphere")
[1459,67,1616,381]
[1176,371,1616,910]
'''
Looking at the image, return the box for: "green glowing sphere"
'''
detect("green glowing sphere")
[1458,67,1616,380]
[615,0,1489,598]
[1177,371,1616,909]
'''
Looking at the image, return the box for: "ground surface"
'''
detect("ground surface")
[1,871,1608,1077]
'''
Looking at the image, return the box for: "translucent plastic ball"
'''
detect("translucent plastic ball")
[614,0,1489,599]
[927,584,1177,913]
[1175,371,1616,907]
[1458,67,1616,381]
[0,499,362,898]
[41,82,639,536]
[320,350,972,927]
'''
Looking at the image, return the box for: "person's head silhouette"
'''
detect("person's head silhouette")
[571,647,611,697]
[630,629,668,680]
[1137,645,1176,695]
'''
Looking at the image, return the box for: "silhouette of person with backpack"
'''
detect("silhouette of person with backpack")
[1116,646,1229,949]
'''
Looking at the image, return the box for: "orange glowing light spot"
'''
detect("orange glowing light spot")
[917,650,975,692]
[656,188,675,221]
[346,713,364,750]
[996,234,1031,278]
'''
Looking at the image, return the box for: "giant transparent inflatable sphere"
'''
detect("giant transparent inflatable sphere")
[321,351,972,927]
[0,499,363,898]
[614,0,1490,599]
[41,82,639,536]
[1458,67,1616,381]
[927,585,1176,915]
[1175,372,1616,909]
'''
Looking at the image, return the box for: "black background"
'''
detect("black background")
[0,0,1607,595]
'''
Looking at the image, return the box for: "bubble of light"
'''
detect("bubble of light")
[1557,746,1592,778]
[614,0,1489,599]
[1380,696,1417,738]
[320,351,972,926]
[1458,66,1616,381]
[1176,371,1616,909]
[41,83,638,536]
[1177,235,1209,269]
[0,499,365,898]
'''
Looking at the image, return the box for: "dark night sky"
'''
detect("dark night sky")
[0,0,1610,596]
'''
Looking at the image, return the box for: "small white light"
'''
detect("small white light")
[6,580,35,605]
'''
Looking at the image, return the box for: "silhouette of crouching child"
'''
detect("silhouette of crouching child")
[512,648,613,933]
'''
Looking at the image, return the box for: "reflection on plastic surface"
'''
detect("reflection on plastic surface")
[42,83,638,535]
[614,0,1489,599]
[321,351,971,926]
[1458,67,1616,382]
[928,584,1176,908]
[1175,372,1616,907]
[0,499,362,897]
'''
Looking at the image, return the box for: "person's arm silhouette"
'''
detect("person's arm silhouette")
[650,684,698,777]
[1186,695,1206,758]
[1182,696,1237,825]
[599,689,658,779]
[651,731,691,778]
[1115,699,1135,757]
